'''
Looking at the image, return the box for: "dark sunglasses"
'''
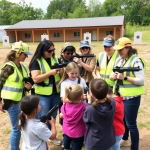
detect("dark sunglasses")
[46,48,55,53]
[81,47,89,50]
[104,46,111,48]
[66,52,73,55]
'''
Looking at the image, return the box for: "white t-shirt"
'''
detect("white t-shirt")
[60,78,87,98]
[21,119,52,150]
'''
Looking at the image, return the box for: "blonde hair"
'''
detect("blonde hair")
[4,50,16,63]
[63,84,83,104]
[78,47,93,54]
[58,62,81,89]
[105,35,115,42]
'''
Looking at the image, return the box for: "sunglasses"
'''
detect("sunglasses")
[81,47,89,50]
[66,52,73,55]
[104,46,111,48]
[46,48,55,53]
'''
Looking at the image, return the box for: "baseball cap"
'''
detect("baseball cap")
[11,41,33,57]
[114,37,132,50]
[80,40,90,48]
[102,37,115,47]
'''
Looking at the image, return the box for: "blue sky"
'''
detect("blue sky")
[8,0,105,13]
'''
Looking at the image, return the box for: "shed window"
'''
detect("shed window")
[25,33,31,38]
[106,31,113,36]
[74,32,80,37]
[54,33,60,37]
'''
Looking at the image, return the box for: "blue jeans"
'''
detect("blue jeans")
[64,134,84,150]
[107,135,123,150]
[7,103,21,150]
[123,96,141,150]
[36,93,60,130]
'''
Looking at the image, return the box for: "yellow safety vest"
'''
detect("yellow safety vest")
[98,51,119,86]
[1,61,28,101]
[113,55,146,96]
[35,56,60,95]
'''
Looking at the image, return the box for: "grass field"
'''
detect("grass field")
[0,32,150,149]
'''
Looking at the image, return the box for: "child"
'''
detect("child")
[18,95,56,150]
[60,84,87,150]
[107,87,125,150]
[83,79,116,150]
[58,62,87,98]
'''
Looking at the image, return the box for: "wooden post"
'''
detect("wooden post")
[15,30,18,42]
[120,27,122,38]
[47,30,49,39]
[80,28,82,41]
[7,30,10,36]
[97,28,99,42]
[114,27,116,41]
[32,30,34,43]
[63,29,65,43]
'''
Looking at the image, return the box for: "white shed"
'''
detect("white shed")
[0,25,11,42]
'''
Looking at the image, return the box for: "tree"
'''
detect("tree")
[88,0,106,17]
[68,7,88,18]
[51,10,66,19]
[8,0,44,25]
[0,0,15,25]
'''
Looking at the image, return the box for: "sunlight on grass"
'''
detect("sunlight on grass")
[2,128,11,134]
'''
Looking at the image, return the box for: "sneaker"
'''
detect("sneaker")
[120,139,130,147]
[48,138,61,146]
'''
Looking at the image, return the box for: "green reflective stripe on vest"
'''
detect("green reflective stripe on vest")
[2,86,23,92]
[113,55,146,96]
[1,61,28,101]
[35,56,60,95]
[99,51,119,86]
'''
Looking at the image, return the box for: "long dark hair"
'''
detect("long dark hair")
[29,40,54,71]
[90,79,112,109]
[18,95,39,130]
[127,46,138,58]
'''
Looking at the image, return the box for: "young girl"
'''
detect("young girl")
[18,95,56,150]
[107,87,125,150]
[60,84,87,150]
[58,62,87,99]
[83,79,116,150]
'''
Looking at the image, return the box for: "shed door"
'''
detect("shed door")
[92,31,97,41]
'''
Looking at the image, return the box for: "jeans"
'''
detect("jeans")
[64,134,84,150]
[123,96,141,150]
[36,93,60,130]
[7,103,21,150]
[107,135,123,150]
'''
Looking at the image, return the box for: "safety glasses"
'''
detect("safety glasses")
[66,52,73,55]
[46,48,55,53]
[81,47,89,50]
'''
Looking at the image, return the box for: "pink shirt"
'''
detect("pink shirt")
[61,102,87,138]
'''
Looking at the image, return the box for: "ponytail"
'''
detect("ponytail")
[92,100,99,109]
[92,97,112,109]
[106,97,112,106]
[128,46,138,58]
[18,112,26,130]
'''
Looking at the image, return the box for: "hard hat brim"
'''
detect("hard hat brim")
[113,45,125,51]
[23,52,33,55]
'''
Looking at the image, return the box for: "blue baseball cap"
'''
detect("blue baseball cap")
[102,38,115,47]
[80,40,90,48]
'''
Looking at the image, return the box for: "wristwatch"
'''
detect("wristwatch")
[124,76,128,81]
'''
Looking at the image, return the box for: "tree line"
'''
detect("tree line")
[0,0,150,26]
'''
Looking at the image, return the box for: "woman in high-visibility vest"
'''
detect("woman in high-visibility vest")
[0,41,32,150]
[29,40,63,146]
[110,37,146,150]
[95,35,119,88]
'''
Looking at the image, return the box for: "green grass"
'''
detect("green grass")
[125,24,150,42]
[139,121,150,129]
[2,128,11,134]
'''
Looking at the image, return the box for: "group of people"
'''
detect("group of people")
[0,35,145,150]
